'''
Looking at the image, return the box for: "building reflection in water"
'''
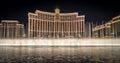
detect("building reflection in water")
[0,46,120,63]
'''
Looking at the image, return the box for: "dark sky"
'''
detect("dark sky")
[0,0,120,26]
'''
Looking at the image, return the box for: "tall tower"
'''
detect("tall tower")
[54,8,60,38]
[55,8,60,14]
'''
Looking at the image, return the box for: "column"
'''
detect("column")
[38,20,39,37]
[47,20,48,37]
[62,22,63,35]
[32,19,33,37]
[48,20,49,35]
[68,21,70,37]
[15,25,17,38]
[28,19,30,37]
[115,23,117,37]
[33,19,35,37]
[40,20,42,37]
[81,21,83,37]
[7,23,8,38]
[41,20,43,37]
[76,21,77,37]
[82,21,84,37]
[67,22,68,37]
[28,15,30,37]
[44,21,46,35]
[36,20,38,37]
[80,21,82,37]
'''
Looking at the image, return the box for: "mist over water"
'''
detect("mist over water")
[0,39,120,46]
[0,46,120,63]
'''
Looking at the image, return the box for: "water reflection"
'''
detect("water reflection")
[0,46,120,63]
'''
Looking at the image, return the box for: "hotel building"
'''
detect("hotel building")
[92,15,120,38]
[28,8,85,38]
[0,20,25,38]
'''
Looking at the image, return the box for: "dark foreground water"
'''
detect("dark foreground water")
[0,46,120,63]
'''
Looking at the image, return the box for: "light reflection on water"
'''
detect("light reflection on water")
[0,46,120,63]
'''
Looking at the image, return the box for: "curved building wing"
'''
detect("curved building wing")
[28,8,85,38]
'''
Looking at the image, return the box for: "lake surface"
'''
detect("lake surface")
[0,46,120,63]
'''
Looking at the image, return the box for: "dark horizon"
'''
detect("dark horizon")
[0,0,120,25]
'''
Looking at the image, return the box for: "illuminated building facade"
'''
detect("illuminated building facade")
[28,8,85,38]
[92,15,120,38]
[0,20,25,38]
[111,15,120,37]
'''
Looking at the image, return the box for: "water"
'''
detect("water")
[0,46,120,63]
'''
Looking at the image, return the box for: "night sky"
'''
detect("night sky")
[0,0,120,27]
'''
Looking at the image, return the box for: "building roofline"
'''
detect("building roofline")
[28,12,38,16]
[35,10,79,15]
[1,20,19,23]
[60,12,78,15]
[16,24,24,26]
[112,15,120,20]
[77,15,85,17]
[35,10,55,15]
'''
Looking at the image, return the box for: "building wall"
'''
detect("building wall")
[17,24,25,38]
[92,15,120,38]
[112,15,120,37]
[28,9,85,38]
[0,20,25,38]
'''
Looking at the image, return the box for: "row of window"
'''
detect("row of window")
[29,19,84,32]
[29,13,84,21]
